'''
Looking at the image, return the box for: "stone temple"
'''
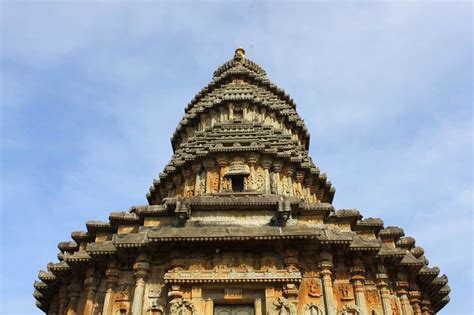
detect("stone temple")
[34,48,450,315]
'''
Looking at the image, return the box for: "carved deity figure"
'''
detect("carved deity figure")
[271,176,278,194]
[273,297,296,315]
[282,180,290,195]
[198,170,206,194]
[221,176,230,190]
[391,299,401,315]
[365,290,380,304]
[307,279,322,297]
[338,284,354,301]
[255,169,265,191]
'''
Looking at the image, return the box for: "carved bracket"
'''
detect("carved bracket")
[174,198,191,223]
[277,197,291,225]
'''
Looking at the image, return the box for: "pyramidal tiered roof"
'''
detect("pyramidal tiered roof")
[147,47,333,206]
[34,49,449,314]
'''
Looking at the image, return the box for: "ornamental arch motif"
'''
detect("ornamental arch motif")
[304,303,323,315]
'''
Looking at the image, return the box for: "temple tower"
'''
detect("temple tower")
[34,48,450,315]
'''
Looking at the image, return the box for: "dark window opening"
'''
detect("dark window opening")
[232,176,244,192]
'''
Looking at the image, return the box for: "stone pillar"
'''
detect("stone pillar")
[204,298,214,315]
[131,252,151,315]
[376,265,392,315]
[191,287,202,314]
[319,251,336,315]
[216,154,230,192]
[409,290,422,315]
[192,162,202,196]
[243,103,249,120]
[272,160,283,194]
[102,263,119,315]
[261,157,272,194]
[58,285,68,315]
[182,168,193,197]
[420,297,432,315]
[285,166,295,196]
[66,283,81,315]
[165,181,174,198]
[254,298,263,315]
[200,113,207,130]
[210,109,216,127]
[173,174,183,197]
[247,153,259,191]
[260,108,266,123]
[228,103,234,120]
[48,297,59,315]
[310,185,318,203]
[265,286,275,315]
[294,171,304,199]
[203,159,216,194]
[303,177,312,202]
[351,259,368,315]
[397,281,413,315]
[82,273,97,315]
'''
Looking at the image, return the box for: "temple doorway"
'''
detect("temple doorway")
[214,305,254,315]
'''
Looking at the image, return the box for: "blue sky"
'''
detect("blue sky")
[1,1,472,314]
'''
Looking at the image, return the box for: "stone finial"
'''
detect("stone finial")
[234,47,245,59]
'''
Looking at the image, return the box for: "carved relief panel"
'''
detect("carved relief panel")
[273,297,296,315]
[169,298,197,315]
[335,283,355,302]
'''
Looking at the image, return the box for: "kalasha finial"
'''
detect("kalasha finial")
[234,47,245,59]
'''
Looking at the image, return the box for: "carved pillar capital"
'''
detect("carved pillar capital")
[133,261,151,279]
[318,251,335,315]
[66,282,81,315]
[295,171,304,183]
[409,290,422,315]
[132,253,151,315]
[272,160,283,172]
[172,174,182,186]
[318,251,334,270]
[284,165,295,177]
[191,162,202,172]
[182,168,192,178]
[105,268,119,285]
[247,152,260,166]
[216,154,229,167]
[261,157,272,170]
[350,259,367,315]
[202,159,215,170]
[396,280,409,295]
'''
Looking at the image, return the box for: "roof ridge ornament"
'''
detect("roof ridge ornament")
[234,47,246,60]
